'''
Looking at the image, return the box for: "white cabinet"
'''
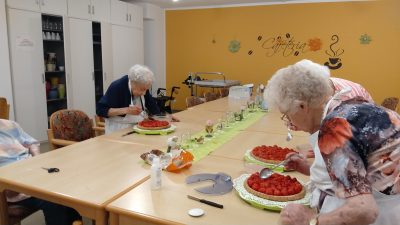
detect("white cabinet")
[67,0,91,20]
[68,18,96,117]
[101,23,113,91]
[111,25,143,80]
[7,0,67,15]
[7,8,48,141]
[6,0,39,12]
[110,0,142,29]
[91,0,110,22]
[128,3,142,29]
[67,0,110,22]
[68,19,113,116]
[110,0,127,26]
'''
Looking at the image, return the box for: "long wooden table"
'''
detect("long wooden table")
[106,156,309,225]
[0,139,154,225]
[0,97,312,225]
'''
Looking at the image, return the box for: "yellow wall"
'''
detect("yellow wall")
[166,0,400,110]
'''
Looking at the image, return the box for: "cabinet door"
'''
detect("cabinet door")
[127,3,143,29]
[40,0,67,15]
[132,27,144,65]
[101,22,113,91]
[110,0,128,26]
[6,0,40,12]
[111,25,134,79]
[7,9,48,141]
[69,18,96,117]
[67,0,91,20]
[91,0,110,22]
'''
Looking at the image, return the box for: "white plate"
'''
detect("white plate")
[188,208,204,217]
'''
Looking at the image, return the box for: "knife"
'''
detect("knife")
[121,130,137,137]
[187,195,223,209]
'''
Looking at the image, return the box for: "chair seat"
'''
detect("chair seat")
[8,204,37,224]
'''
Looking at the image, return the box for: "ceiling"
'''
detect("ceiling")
[125,0,356,9]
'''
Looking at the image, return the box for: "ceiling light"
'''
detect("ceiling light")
[173,0,179,2]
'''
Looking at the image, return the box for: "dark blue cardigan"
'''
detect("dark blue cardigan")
[96,75,160,118]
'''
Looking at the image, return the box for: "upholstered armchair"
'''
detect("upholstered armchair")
[203,92,219,102]
[185,96,205,108]
[47,109,95,150]
[0,97,10,120]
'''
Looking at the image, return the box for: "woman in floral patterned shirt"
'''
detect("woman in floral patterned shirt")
[265,60,400,225]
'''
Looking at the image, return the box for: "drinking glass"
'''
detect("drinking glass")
[180,131,191,149]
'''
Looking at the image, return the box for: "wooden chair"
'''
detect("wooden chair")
[203,92,219,102]
[185,96,205,108]
[93,115,105,136]
[47,109,95,150]
[0,97,10,120]
[219,88,229,98]
[381,97,399,111]
[0,192,37,225]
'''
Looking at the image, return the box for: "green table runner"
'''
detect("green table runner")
[183,110,266,162]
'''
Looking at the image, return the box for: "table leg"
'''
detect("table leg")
[109,212,119,225]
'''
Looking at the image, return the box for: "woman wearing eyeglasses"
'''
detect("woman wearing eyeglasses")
[265,59,400,225]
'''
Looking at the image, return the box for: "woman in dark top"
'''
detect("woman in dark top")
[97,64,163,133]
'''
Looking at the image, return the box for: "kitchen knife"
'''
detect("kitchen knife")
[187,195,223,209]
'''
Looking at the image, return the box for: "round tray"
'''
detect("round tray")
[133,124,176,135]
[244,149,285,172]
[233,174,310,211]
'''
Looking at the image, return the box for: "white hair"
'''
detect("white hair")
[128,64,154,86]
[264,59,332,113]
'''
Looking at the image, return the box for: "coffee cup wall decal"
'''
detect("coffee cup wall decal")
[324,34,344,70]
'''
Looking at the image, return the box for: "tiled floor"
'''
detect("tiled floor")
[21,142,92,225]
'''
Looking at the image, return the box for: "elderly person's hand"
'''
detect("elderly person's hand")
[284,152,310,175]
[171,115,180,122]
[280,203,316,225]
[126,105,142,115]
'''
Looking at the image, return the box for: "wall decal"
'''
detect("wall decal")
[228,40,241,53]
[248,50,253,55]
[359,34,372,44]
[259,33,308,57]
[324,35,344,70]
[308,38,322,51]
[212,35,216,44]
[257,35,262,41]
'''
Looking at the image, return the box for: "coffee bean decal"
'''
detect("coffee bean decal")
[248,50,253,55]
[258,36,262,41]
[294,51,299,56]
[286,33,291,38]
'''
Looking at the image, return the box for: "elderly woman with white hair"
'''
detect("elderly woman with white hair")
[97,64,168,133]
[265,60,400,225]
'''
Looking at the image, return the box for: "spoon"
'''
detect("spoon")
[286,128,293,141]
[259,153,298,179]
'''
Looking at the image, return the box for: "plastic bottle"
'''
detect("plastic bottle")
[151,157,162,190]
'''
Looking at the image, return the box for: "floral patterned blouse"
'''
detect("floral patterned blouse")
[318,99,400,198]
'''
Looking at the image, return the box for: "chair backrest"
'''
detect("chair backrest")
[0,97,10,120]
[95,115,105,127]
[381,97,399,111]
[49,109,94,142]
[203,92,219,102]
[185,96,204,108]
[219,88,229,97]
